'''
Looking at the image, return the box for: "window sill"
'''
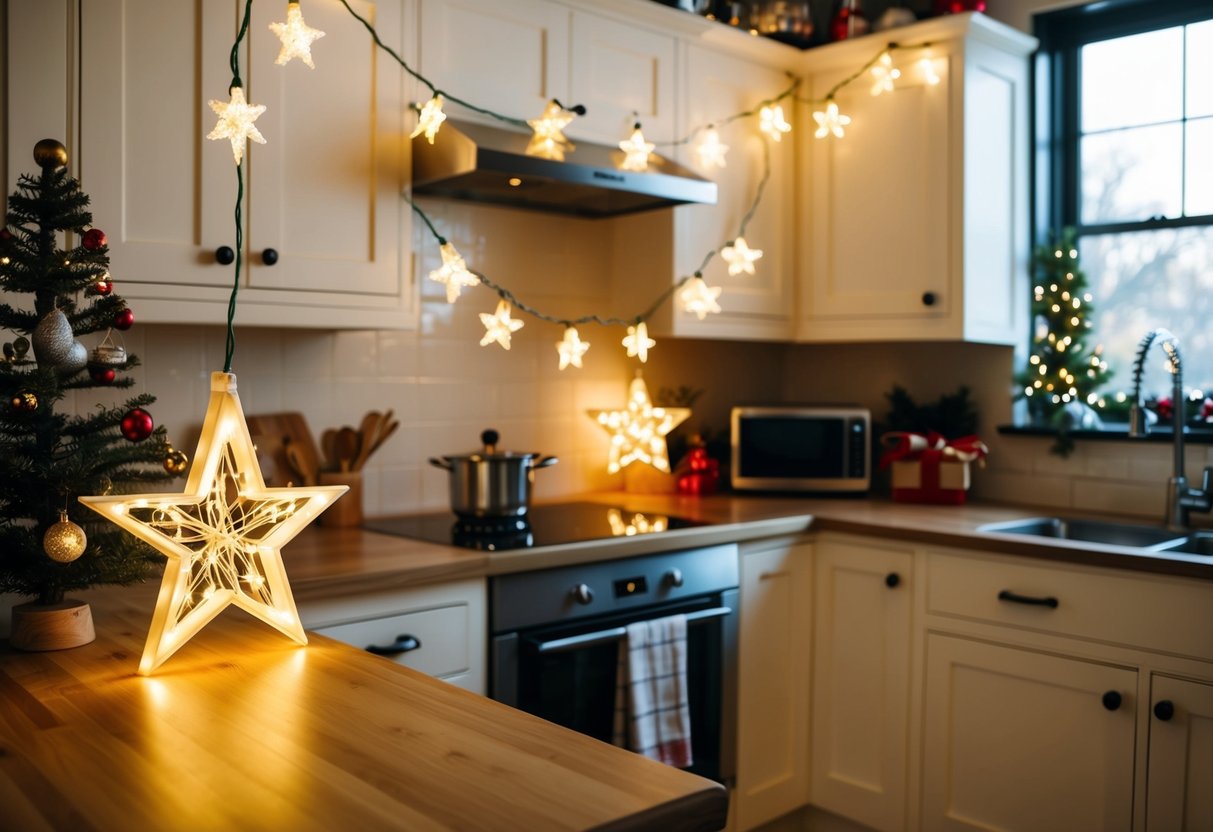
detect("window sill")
[998,424,1213,445]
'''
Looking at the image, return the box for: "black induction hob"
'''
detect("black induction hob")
[364,502,708,551]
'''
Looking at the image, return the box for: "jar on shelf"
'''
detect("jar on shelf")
[752,1,814,40]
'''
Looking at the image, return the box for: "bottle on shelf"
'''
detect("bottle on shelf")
[830,0,869,40]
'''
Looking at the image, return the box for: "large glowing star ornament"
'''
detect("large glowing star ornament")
[619,126,655,172]
[411,95,448,144]
[622,322,656,363]
[679,276,723,320]
[556,326,590,370]
[759,105,792,142]
[207,86,267,165]
[269,2,326,69]
[429,242,479,302]
[695,128,729,170]
[527,101,577,161]
[479,300,524,349]
[587,375,690,474]
[721,237,763,276]
[79,373,346,674]
[813,100,852,139]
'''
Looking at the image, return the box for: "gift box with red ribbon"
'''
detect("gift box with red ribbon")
[880,432,988,505]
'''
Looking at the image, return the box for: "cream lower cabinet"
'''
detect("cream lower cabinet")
[810,536,913,832]
[299,577,486,694]
[1146,675,1213,831]
[735,537,812,831]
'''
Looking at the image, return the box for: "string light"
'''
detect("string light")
[207,86,266,164]
[622,322,656,363]
[619,124,655,172]
[679,276,723,320]
[917,56,941,86]
[428,241,479,303]
[479,300,524,349]
[586,375,690,474]
[813,99,852,139]
[758,105,792,142]
[870,52,900,95]
[694,127,729,170]
[269,1,325,69]
[556,326,590,370]
[721,237,763,276]
[527,100,576,161]
[411,95,447,144]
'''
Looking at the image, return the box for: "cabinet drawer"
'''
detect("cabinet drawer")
[315,604,471,680]
[927,550,1213,662]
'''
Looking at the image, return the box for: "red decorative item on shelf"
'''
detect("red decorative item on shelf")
[82,228,107,250]
[880,431,987,505]
[935,0,985,12]
[674,444,720,496]
[113,308,134,331]
[1201,398,1213,422]
[120,407,154,442]
[830,0,869,41]
[1154,396,1174,422]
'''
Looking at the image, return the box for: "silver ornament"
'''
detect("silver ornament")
[32,309,75,368]
[59,341,88,376]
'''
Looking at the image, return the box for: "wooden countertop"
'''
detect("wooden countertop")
[0,583,727,832]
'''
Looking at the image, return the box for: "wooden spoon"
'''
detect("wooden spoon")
[335,427,360,473]
[321,428,339,472]
[284,440,315,486]
[352,410,382,471]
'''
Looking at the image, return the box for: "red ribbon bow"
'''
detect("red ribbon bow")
[879,431,988,469]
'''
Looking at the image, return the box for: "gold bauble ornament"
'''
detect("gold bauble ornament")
[164,447,189,475]
[33,138,69,170]
[44,510,87,562]
[10,390,38,412]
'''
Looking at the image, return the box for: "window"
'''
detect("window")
[1036,0,1213,402]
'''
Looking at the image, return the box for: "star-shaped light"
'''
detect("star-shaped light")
[269,2,326,69]
[695,127,729,170]
[527,101,577,161]
[619,125,655,172]
[411,95,447,144]
[759,105,792,142]
[428,241,480,303]
[679,276,723,320]
[556,326,591,370]
[721,237,763,276]
[918,56,942,86]
[813,99,852,139]
[207,86,267,165]
[80,372,346,675]
[869,52,901,96]
[586,374,690,474]
[622,322,656,363]
[479,300,524,349]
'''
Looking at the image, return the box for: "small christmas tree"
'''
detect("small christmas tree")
[0,140,180,611]
[1016,230,1112,455]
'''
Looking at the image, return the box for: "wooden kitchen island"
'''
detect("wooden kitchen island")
[0,584,727,831]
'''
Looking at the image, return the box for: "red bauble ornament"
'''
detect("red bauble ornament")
[90,366,116,385]
[82,228,108,250]
[1155,397,1174,422]
[0,228,12,243]
[121,407,154,442]
[94,277,113,295]
[114,308,134,330]
[1201,398,1213,422]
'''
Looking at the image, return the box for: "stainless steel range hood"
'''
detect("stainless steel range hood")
[411,119,717,219]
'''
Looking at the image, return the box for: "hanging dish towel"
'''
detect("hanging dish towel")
[612,614,693,768]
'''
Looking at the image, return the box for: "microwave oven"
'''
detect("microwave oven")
[730,406,871,493]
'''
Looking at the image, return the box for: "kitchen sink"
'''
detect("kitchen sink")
[977,517,1188,549]
[1154,531,1213,556]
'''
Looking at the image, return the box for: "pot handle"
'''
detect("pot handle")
[428,457,453,471]
[533,455,559,469]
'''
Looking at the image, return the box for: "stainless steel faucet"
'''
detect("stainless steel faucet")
[1128,328,1213,529]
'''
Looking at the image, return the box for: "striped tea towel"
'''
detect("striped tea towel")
[611,614,693,768]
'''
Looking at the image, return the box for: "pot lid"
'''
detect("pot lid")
[441,429,542,461]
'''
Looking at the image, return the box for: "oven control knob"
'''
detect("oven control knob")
[570,583,594,605]
[664,568,684,588]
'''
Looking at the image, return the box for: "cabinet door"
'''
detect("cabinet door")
[921,634,1136,832]
[735,540,812,831]
[811,538,912,832]
[1147,675,1213,831]
[672,45,795,338]
[567,12,675,146]
[418,0,568,124]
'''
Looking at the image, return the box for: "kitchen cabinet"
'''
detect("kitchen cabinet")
[1146,675,1213,831]
[75,0,416,329]
[796,13,1036,343]
[299,576,486,694]
[734,536,812,831]
[810,535,913,832]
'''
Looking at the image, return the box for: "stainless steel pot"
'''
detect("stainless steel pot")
[429,429,558,518]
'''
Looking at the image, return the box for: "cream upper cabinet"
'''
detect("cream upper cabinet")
[79,0,416,329]
[1146,675,1213,831]
[796,13,1036,343]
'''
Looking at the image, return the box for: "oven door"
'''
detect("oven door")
[492,590,738,784]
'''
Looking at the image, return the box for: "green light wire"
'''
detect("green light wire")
[222,0,255,374]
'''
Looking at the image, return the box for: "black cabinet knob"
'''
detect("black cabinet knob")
[570,583,594,605]
[1102,690,1122,711]
[665,568,684,588]
[1154,700,1175,721]
[365,634,421,657]
[214,246,235,265]
[921,291,937,307]
[885,572,901,588]
[261,248,279,266]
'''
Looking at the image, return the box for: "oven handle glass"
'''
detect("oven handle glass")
[531,606,734,654]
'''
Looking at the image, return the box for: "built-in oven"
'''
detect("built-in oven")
[489,544,738,784]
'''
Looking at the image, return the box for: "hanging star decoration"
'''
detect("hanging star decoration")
[759,105,792,142]
[556,326,591,370]
[479,300,524,349]
[813,99,852,139]
[918,55,942,86]
[428,241,480,302]
[721,237,763,276]
[695,127,729,170]
[869,52,900,96]
[619,124,655,172]
[269,1,326,69]
[80,372,346,675]
[679,276,723,320]
[587,374,690,474]
[207,85,267,165]
[622,322,656,363]
[527,100,577,161]
[411,95,448,144]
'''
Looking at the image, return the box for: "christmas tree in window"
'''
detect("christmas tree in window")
[0,140,183,649]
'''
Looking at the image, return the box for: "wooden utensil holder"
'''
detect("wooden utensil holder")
[319,471,363,527]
